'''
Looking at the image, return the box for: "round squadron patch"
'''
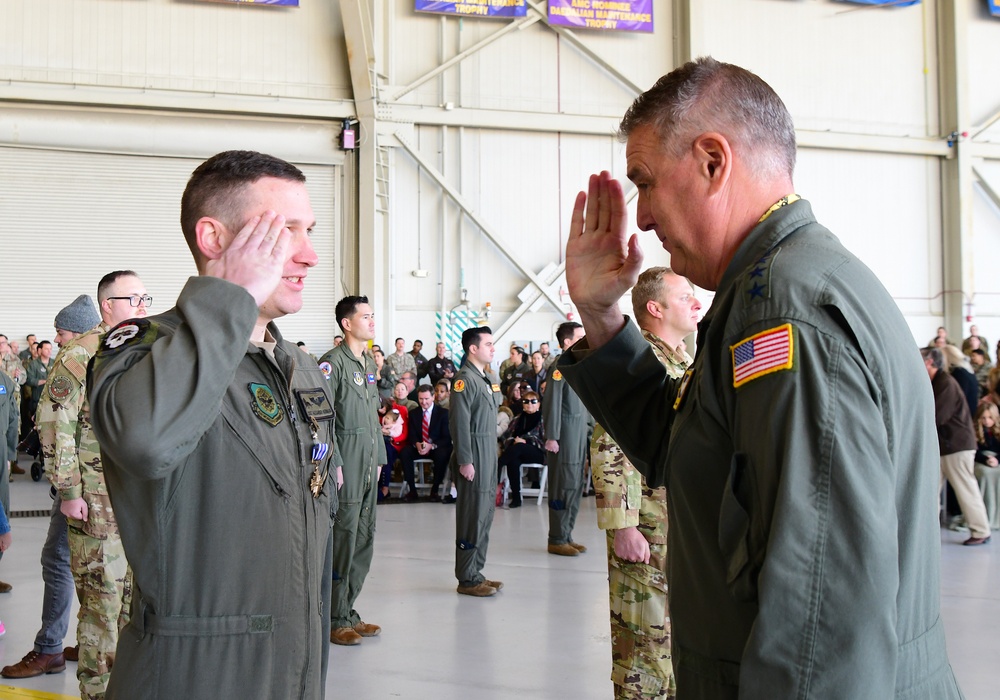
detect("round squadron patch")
[551,369,563,381]
[353,371,364,386]
[319,361,332,378]
[453,379,465,393]
[249,383,284,427]
[48,374,73,401]
[100,318,155,354]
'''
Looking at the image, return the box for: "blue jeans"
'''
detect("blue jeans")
[34,495,73,654]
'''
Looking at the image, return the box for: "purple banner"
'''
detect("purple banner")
[415,1,527,18]
[832,0,919,6]
[198,0,300,5]
[547,0,652,32]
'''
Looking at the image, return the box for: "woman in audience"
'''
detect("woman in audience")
[500,346,529,395]
[974,403,1000,531]
[377,397,409,502]
[497,390,545,508]
[525,351,547,395]
[374,348,398,401]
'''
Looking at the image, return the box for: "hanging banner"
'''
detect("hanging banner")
[415,1,528,18]
[989,0,1000,17]
[832,0,920,7]
[197,0,300,5]
[547,0,653,32]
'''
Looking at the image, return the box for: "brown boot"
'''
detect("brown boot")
[0,581,11,593]
[63,646,79,662]
[483,579,504,591]
[330,627,362,646]
[352,621,381,637]
[9,463,24,475]
[456,582,497,597]
[568,542,588,553]
[1,650,66,678]
[547,543,579,557]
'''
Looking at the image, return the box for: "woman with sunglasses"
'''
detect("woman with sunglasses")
[497,390,545,508]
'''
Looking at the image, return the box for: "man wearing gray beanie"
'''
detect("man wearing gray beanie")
[53,295,101,339]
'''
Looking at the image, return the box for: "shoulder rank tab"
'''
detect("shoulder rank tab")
[743,248,781,304]
[731,324,795,388]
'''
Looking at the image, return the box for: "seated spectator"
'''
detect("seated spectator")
[394,380,418,414]
[399,385,452,502]
[964,325,991,362]
[525,351,547,395]
[929,326,954,348]
[498,390,545,508]
[434,379,451,410]
[981,366,1000,408]
[373,348,398,400]
[970,349,992,397]
[400,371,420,403]
[974,403,1000,531]
[377,400,408,502]
[943,345,978,420]
[425,342,457,386]
[500,346,529,395]
[497,381,527,439]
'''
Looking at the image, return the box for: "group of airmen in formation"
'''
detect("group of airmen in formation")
[0,55,975,700]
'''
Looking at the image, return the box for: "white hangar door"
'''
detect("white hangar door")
[0,145,340,352]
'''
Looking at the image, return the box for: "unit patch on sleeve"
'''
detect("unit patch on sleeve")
[551,369,563,381]
[99,318,157,354]
[731,324,795,388]
[48,374,74,402]
[318,361,332,378]
[453,379,465,393]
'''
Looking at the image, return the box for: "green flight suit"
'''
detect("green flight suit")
[560,199,963,699]
[0,370,17,561]
[318,343,386,629]
[89,277,337,700]
[449,363,502,585]
[544,367,592,545]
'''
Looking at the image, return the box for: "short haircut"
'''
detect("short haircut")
[417,384,434,396]
[619,57,796,180]
[556,321,583,349]
[395,337,404,344]
[971,349,987,360]
[180,150,306,264]
[401,371,416,382]
[632,266,673,323]
[296,341,306,347]
[920,347,944,371]
[97,270,139,303]
[462,326,492,354]
[335,295,370,333]
[38,340,51,349]
[0,335,6,341]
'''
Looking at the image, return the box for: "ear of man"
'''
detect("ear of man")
[692,132,732,194]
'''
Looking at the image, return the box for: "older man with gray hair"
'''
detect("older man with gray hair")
[558,57,963,699]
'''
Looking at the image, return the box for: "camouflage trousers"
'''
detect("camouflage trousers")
[606,535,675,699]
[68,526,132,700]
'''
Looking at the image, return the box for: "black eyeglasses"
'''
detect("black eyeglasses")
[522,399,538,404]
[107,295,152,308]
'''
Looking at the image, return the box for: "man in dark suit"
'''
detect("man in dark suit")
[400,384,452,501]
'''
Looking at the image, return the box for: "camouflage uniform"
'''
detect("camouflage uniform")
[591,330,690,700]
[37,323,130,700]
[1,350,25,407]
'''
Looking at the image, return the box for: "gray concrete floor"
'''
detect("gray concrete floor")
[0,454,997,700]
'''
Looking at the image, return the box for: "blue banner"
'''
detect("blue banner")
[548,0,653,32]
[989,0,1000,17]
[415,1,527,18]
[832,0,920,6]
[199,0,300,5]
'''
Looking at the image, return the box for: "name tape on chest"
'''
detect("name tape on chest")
[731,324,795,388]
[294,387,334,422]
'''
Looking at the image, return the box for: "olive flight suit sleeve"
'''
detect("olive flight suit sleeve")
[542,370,564,442]
[559,321,680,488]
[4,375,16,458]
[728,319,901,699]
[450,375,475,466]
[89,277,259,479]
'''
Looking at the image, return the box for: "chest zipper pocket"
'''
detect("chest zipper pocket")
[220,411,292,500]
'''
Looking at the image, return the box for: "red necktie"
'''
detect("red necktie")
[422,411,431,443]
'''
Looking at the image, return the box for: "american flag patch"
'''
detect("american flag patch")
[731,324,794,388]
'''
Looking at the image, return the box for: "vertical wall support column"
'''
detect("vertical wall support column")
[339,0,388,328]
[937,0,973,337]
